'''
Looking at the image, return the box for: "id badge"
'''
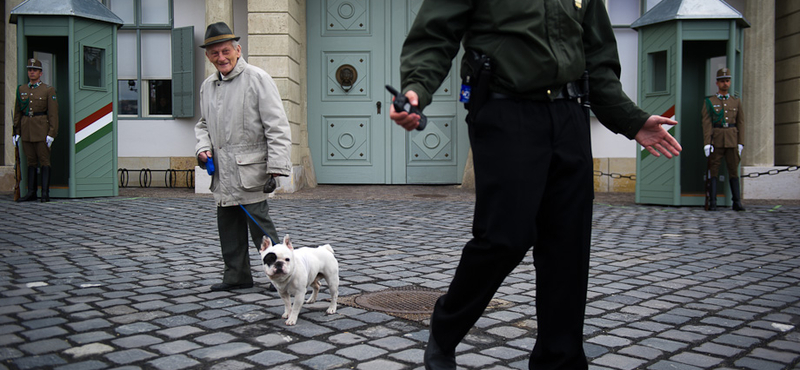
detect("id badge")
[459,84,471,103]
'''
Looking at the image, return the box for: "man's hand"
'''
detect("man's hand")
[12,135,19,147]
[704,144,713,157]
[198,150,212,162]
[634,115,682,159]
[46,136,54,148]
[738,144,743,156]
[389,90,422,131]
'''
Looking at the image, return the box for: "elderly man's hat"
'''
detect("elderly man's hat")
[27,58,42,70]
[716,68,732,80]
[200,22,240,48]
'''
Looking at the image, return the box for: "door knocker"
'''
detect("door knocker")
[336,64,358,92]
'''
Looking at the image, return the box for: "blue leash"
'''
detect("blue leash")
[207,156,278,245]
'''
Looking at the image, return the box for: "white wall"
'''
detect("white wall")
[591,24,642,158]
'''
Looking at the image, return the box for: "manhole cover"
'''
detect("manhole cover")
[337,286,514,323]
[354,287,442,314]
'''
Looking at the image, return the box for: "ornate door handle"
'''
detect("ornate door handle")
[336,64,357,92]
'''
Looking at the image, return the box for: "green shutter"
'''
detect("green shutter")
[171,26,194,118]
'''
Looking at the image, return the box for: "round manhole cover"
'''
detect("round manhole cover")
[354,288,443,314]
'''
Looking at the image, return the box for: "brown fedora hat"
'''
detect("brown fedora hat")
[200,22,240,48]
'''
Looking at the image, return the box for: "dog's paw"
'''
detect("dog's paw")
[282,312,289,319]
[285,318,297,325]
[326,306,337,315]
[305,297,316,304]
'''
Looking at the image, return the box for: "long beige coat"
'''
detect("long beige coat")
[195,58,292,207]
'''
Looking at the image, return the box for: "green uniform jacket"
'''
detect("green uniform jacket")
[400,0,650,139]
[701,95,743,148]
[13,83,59,142]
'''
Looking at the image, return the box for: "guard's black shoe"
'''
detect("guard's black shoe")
[210,282,254,292]
[424,334,456,370]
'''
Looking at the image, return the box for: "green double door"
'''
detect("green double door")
[307,0,468,184]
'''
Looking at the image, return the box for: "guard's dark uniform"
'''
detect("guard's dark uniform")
[400,0,653,369]
[13,58,59,202]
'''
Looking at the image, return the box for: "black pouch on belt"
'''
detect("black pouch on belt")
[462,49,492,123]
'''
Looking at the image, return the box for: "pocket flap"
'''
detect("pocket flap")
[235,152,267,165]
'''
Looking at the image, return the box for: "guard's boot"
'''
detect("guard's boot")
[40,166,51,203]
[730,177,745,211]
[708,177,717,211]
[18,166,38,202]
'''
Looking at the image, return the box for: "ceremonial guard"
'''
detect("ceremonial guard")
[12,58,59,202]
[702,67,745,211]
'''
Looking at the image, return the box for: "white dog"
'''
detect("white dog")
[259,235,339,325]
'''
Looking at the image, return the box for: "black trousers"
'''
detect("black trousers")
[217,200,279,285]
[430,98,593,370]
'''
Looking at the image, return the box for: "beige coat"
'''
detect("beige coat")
[195,58,292,207]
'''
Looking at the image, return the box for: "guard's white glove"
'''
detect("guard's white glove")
[13,135,20,147]
[46,135,54,148]
[738,144,743,156]
[704,144,713,157]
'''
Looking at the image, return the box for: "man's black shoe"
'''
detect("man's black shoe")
[424,334,456,370]
[210,282,254,292]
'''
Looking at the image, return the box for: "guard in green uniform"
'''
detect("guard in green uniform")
[389,1,683,369]
[702,68,745,211]
[13,58,59,202]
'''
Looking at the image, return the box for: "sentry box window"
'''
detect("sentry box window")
[648,50,668,94]
[82,45,105,89]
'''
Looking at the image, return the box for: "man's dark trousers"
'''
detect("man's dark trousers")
[217,200,279,285]
[430,98,593,370]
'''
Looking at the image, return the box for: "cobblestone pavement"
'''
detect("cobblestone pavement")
[1,187,799,370]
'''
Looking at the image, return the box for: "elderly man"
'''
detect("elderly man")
[13,58,59,202]
[195,22,292,292]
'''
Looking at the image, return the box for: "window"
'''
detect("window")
[648,50,668,94]
[109,0,177,118]
[82,45,105,89]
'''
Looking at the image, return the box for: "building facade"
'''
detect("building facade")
[2,0,798,197]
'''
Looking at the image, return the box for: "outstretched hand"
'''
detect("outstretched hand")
[635,115,682,158]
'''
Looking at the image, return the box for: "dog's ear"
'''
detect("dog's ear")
[260,235,272,252]
[283,234,293,250]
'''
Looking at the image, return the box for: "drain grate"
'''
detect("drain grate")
[337,286,513,323]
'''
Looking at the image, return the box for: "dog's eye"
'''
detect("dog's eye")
[285,258,290,262]
[264,253,277,266]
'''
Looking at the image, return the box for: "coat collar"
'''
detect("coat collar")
[217,57,247,81]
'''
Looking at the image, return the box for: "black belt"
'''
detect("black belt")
[490,82,581,102]
[713,124,736,128]
[26,112,47,117]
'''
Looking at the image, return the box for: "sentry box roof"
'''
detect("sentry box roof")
[10,0,124,25]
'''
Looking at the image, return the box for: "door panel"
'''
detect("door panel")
[309,0,467,184]
[309,0,386,183]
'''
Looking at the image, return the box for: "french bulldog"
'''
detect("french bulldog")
[260,234,339,325]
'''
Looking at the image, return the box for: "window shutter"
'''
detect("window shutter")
[171,26,194,118]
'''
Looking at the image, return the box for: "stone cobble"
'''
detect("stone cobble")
[0,190,799,370]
